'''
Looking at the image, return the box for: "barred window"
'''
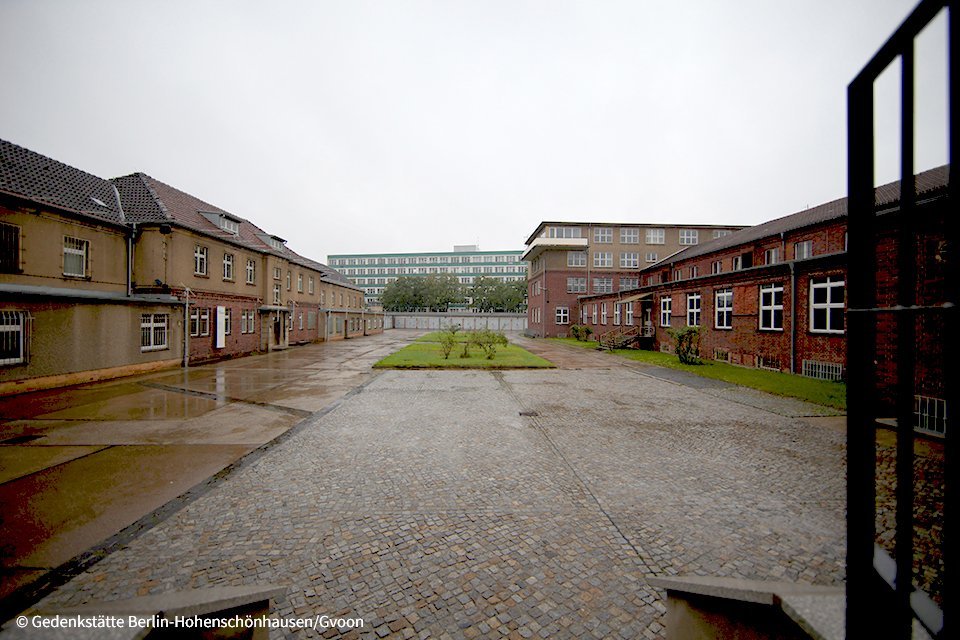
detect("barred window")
[0,222,21,273]
[63,236,89,277]
[0,310,29,365]
[140,314,168,352]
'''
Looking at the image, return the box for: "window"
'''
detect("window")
[273,283,281,304]
[795,240,813,260]
[810,276,845,333]
[625,304,634,325]
[620,252,639,268]
[555,307,570,325]
[308,277,315,294]
[601,304,608,324]
[286,271,292,290]
[686,293,701,326]
[679,229,699,245]
[547,226,582,238]
[297,273,303,292]
[223,253,234,280]
[0,310,28,365]
[246,310,256,333]
[268,237,284,251]
[690,265,699,278]
[140,314,168,352]
[715,289,733,329]
[645,252,659,263]
[273,266,281,280]
[713,229,732,239]
[220,217,239,234]
[660,297,672,326]
[594,252,612,268]
[299,312,304,330]
[620,277,638,290]
[567,251,587,267]
[674,269,682,281]
[592,304,598,324]
[190,308,210,337]
[194,245,208,276]
[223,308,232,335]
[63,236,89,277]
[614,303,621,325]
[621,228,639,244]
[245,259,256,284]
[594,227,613,243]
[593,277,613,294]
[759,283,784,330]
[711,260,722,274]
[567,277,587,293]
[645,228,665,245]
[240,310,248,334]
[764,248,779,265]
[732,256,742,271]
[581,307,588,324]
[0,222,21,273]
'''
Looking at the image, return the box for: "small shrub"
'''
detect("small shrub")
[439,330,457,359]
[471,329,509,359]
[668,326,702,365]
[570,324,592,341]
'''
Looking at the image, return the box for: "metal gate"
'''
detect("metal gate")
[846,0,955,637]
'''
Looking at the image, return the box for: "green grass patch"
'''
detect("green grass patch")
[375,341,555,369]
[547,338,845,409]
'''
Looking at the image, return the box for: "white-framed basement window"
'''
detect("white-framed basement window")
[0,310,29,365]
[140,314,168,352]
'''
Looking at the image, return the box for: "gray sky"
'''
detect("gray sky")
[0,1,948,262]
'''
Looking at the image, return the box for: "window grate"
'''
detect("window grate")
[802,359,844,381]
[0,310,29,365]
[914,395,947,437]
[63,236,88,277]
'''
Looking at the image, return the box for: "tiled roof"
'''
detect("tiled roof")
[0,138,124,224]
[641,165,950,269]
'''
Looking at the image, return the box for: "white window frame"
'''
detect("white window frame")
[194,245,208,276]
[566,277,587,293]
[593,277,613,294]
[594,227,613,243]
[795,240,813,260]
[686,293,701,326]
[645,228,665,245]
[223,253,234,280]
[620,228,639,244]
[660,297,671,327]
[711,260,722,274]
[764,248,779,265]
[567,251,587,267]
[246,258,256,284]
[614,303,621,325]
[592,304,598,324]
[140,314,168,352]
[620,252,639,268]
[601,303,608,325]
[759,283,784,331]
[555,306,570,325]
[625,304,634,325]
[645,252,659,263]
[810,276,845,334]
[620,277,638,290]
[679,229,699,245]
[715,289,733,329]
[594,252,613,268]
[63,236,89,277]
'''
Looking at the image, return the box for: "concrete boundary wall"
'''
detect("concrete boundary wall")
[385,313,527,332]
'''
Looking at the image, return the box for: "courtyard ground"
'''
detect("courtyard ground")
[4,331,856,639]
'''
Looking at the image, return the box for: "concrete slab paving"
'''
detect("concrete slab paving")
[0,446,107,485]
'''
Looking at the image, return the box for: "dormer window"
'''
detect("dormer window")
[199,210,241,235]
[220,217,239,234]
[268,237,285,251]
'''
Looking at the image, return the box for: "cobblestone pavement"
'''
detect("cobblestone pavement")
[24,349,850,639]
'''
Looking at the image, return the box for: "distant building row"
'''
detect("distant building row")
[0,138,382,396]
[329,246,527,307]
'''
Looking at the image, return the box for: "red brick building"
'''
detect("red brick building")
[575,167,949,431]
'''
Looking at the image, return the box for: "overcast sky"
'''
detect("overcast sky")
[0,0,949,262]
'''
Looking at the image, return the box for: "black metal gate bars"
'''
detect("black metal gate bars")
[847,0,956,637]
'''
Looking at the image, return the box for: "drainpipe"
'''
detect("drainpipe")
[789,261,796,374]
[182,286,191,369]
[111,183,133,297]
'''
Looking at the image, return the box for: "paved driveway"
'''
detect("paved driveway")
[16,337,848,639]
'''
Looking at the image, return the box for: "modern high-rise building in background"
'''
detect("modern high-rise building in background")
[328,246,527,306]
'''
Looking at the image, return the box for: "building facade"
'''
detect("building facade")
[522,222,745,338]
[574,167,949,435]
[328,246,527,306]
[1,138,381,395]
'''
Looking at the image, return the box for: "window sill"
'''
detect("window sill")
[758,328,785,332]
[809,330,845,335]
[194,274,210,279]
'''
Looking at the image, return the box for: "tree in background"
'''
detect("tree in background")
[381,275,464,312]
[470,277,526,312]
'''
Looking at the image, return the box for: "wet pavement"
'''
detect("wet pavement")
[6,334,854,639]
[0,332,416,606]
